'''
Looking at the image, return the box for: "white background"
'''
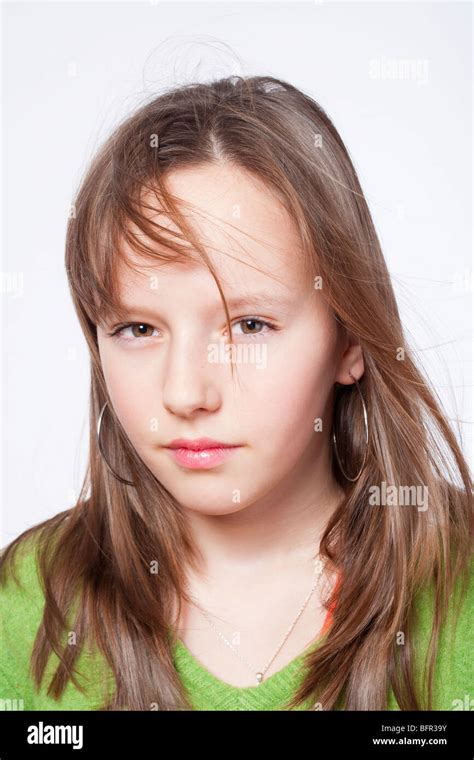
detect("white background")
[1,0,472,546]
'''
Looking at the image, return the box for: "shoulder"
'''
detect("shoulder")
[0,528,115,711]
[0,531,47,710]
[411,556,474,710]
[1,529,44,588]
[0,531,47,624]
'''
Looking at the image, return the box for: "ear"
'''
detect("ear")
[334,330,364,386]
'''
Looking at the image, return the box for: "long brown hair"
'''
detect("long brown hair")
[1,75,472,710]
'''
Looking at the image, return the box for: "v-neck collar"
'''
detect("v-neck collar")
[172,630,326,692]
[169,573,341,709]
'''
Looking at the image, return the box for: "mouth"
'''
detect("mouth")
[164,438,242,470]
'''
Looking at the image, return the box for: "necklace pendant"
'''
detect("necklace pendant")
[256,672,264,684]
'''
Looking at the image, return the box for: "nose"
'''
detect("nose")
[161,330,221,417]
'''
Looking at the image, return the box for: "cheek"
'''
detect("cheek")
[242,333,336,453]
[98,345,155,443]
[260,363,328,438]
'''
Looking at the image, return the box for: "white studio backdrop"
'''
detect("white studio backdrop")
[2,0,472,546]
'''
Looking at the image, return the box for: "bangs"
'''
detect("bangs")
[77,174,227,328]
[75,169,307,332]
[65,75,329,341]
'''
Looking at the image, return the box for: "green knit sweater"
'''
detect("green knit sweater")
[1,536,472,711]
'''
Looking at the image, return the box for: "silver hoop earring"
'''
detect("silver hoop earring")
[97,402,135,486]
[332,370,369,482]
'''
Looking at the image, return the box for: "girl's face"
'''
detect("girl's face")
[96,163,363,515]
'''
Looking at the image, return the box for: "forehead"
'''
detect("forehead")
[114,162,310,300]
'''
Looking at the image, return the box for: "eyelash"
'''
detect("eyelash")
[106,318,277,343]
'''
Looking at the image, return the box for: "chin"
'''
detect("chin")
[159,483,253,515]
[183,502,248,517]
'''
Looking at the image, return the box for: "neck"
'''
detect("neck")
[183,444,344,585]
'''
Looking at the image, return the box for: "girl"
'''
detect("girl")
[1,75,472,712]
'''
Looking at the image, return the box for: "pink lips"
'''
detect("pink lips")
[165,438,242,470]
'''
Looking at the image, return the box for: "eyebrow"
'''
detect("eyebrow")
[113,291,295,320]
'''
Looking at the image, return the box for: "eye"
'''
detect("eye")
[108,323,159,341]
[231,318,275,338]
[107,318,276,343]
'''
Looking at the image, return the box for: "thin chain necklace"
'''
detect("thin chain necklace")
[189,556,325,685]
